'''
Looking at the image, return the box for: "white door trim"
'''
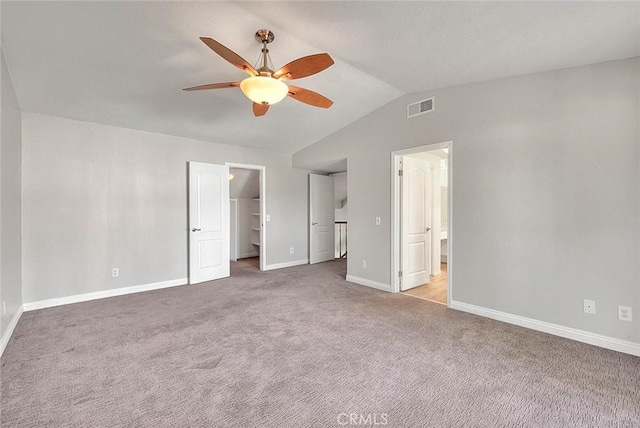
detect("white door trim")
[229,198,238,262]
[225,162,267,271]
[391,141,453,307]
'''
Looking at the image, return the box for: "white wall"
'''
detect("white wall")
[21,113,309,303]
[0,51,23,342]
[293,57,640,345]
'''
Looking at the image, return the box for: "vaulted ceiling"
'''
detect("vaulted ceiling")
[2,1,638,154]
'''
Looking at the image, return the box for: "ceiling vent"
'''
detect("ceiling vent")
[407,97,434,118]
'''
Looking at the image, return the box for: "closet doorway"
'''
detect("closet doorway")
[226,163,266,271]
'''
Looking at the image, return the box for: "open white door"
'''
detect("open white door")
[401,157,432,291]
[189,162,230,284]
[309,174,335,264]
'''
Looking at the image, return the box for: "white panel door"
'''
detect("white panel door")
[401,157,432,291]
[309,174,335,264]
[189,162,230,284]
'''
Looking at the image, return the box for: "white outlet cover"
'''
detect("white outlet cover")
[375,217,381,225]
[266,215,271,222]
[583,299,596,314]
[618,305,632,322]
[362,260,367,268]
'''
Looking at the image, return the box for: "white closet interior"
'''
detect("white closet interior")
[229,168,261,260]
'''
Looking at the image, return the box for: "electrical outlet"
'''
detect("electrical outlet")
[112,268,119,278]
[362,260,367,269]
[289,247,294,254]
[618,305,632,322]
[583,299,596,314]
[375,216,381,226]
[266,215,271,222]
[2,301,6,316]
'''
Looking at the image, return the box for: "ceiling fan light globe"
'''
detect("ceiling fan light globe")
[240,76,288,105]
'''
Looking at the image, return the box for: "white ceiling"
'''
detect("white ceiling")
[2,2,638,154]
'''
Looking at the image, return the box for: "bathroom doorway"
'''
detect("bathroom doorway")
[391,142,451,305]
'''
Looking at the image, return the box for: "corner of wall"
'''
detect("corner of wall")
[0,48,25,355]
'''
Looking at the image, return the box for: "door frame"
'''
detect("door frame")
[225,162,267,271]
[391,141,452,306]
[229,198,238,262]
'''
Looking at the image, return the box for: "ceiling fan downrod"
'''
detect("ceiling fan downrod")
[255,29,275,74]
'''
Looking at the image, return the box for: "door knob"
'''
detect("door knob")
[426,227,431,232]
[312,222,318,226]
[192,228,201,232]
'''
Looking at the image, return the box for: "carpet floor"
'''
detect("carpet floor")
[1,259,639,427]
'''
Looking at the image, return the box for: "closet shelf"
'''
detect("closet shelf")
[251,213,260,216]
[252,227,260,231]
[252,198,260,201]
[251,242,260,246]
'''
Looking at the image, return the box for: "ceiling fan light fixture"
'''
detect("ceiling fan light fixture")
[184,31,334,116]
[240,76,288,105]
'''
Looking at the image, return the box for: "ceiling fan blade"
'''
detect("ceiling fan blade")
[287,86,333,109]
[253,103,269,117]
[273,53,334,81]
[183,82,240,91]
[200,37,258,76]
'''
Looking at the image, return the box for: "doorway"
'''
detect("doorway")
[331,172,348,261]
[391,142,451,306]
[188,162,266,285]
[227,163,266,272]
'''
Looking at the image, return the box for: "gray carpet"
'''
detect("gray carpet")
[2,259,639,427]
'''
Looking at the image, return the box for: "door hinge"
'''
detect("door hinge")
[398,270,403,278]
[398,169,403,176]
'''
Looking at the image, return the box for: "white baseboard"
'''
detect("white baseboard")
[450,300,640,357]
[23,278,188,312]
[264,259,308,271]
[346,275,392,293]
[1,304,24,358]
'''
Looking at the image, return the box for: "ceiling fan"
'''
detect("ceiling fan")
[184,29,334,117]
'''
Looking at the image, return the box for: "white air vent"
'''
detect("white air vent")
[407,97,434,118]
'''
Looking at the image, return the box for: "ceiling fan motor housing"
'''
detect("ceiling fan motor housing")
[255,29,275,44]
